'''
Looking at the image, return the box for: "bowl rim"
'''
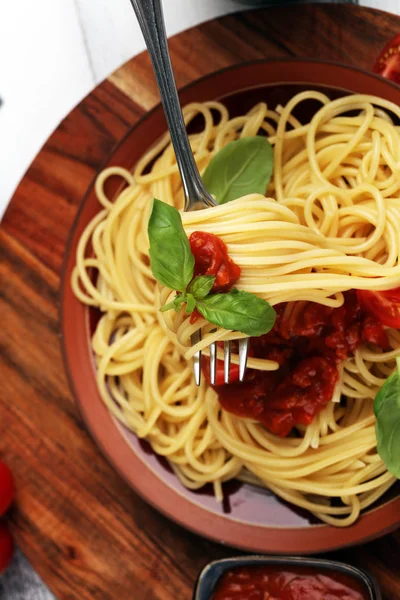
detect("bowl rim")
[60,57,400,555]
[192,555,382,600]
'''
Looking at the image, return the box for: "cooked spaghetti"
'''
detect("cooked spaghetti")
[72,91,400,526]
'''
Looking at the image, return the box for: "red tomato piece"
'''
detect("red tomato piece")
[0,522,14,574]
[373,34,400,84]
[357,288,400,328]
[189,231,241,293]
[0,462,14,516]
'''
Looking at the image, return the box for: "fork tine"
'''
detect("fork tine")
[191,330,202,386]
[238,338,249,381]
[209,342,217,385]
[224,340,231,384]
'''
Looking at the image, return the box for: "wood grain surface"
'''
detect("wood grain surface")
[1,5,400,599]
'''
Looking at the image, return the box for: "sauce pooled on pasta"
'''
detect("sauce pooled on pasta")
[192,232,388,437]
[215,291,387,436]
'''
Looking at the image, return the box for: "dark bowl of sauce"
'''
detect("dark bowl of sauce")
[193,556,381,600]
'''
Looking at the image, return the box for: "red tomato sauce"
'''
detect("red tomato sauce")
[212,291,388,437]
[188,230,389,437]
[212,565,369,600]
[189,231,241,293]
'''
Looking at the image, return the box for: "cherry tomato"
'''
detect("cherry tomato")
[0,462,14,516]
[202,356,240,386]
[0,522,14,574]
[373,34,400,84]
[357,288,400,328]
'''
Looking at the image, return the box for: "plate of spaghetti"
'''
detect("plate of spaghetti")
[61,59,400,554]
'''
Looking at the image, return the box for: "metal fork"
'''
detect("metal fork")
[129,0,249,385]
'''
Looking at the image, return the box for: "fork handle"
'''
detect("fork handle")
[129,0,215,210]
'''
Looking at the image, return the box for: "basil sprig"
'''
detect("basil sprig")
[374,356,400,479]
[148,199,276,337]
[202,136,274,205]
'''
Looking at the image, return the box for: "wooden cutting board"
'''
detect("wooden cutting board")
[1,5,400,600]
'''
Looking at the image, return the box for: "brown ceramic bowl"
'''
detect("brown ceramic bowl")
[61,59,400,554]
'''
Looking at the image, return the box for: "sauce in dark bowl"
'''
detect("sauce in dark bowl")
[193,557,380,600]
[212,564,369,600]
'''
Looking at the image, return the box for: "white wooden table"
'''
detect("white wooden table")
[0,0,399,218]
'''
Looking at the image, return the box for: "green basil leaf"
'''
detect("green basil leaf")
[202,136,274,205]
[374,356,400,479]
[197,289,276,336]
[185,293,197,314]
[148,199,194,292]
[188,275,215,299]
